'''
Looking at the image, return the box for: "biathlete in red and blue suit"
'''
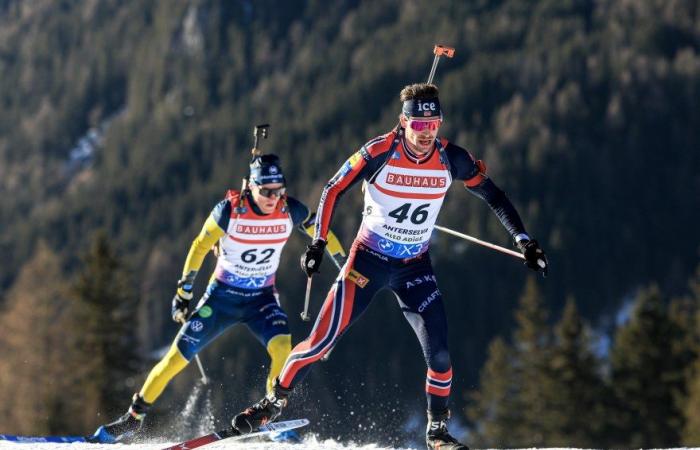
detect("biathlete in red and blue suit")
[233,84,549,450]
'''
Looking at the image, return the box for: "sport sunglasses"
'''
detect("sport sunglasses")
[256,186,286,198]
[407,119,442,132]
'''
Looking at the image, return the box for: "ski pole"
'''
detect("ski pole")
[300,276,313,321]
[192,354,209,385]
[327,250,343,270]
[426,44,455,84]
[434,225,525,260]
[177,318,210,384]
[320,343,336,362]
[319,256,344,361]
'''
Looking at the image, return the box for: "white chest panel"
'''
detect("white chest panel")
[215,216,293,289]
[359,152,451,258]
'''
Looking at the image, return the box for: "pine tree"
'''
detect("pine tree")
[70,231,142,419]
[681,265,700,445]
[609,285,686,447]
[467,337,521,447]
[0,242,99,434]
[539,297,608,447]
[468,277,552,447]
[512,276,551,446]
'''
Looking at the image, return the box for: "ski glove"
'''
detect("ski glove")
[301,239,326,277]
[518,239,549,277]
[171,280,193,323]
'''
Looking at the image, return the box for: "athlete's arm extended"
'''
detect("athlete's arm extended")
[314,133,395,241]
[287,196,347,265]
[445,142,530,243]
[176,200,229,296]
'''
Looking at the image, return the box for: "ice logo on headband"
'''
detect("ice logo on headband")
[417,101,437,114]
[403,97,441,118]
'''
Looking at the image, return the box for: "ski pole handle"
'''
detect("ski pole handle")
[434,225,525,260]
[300,276,313,321]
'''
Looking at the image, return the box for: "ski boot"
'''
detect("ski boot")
[426,409,468,450]
[232,380,291,434]
[89,393,151,443]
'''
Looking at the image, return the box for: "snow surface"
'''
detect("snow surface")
[1,438,698,450]
[0,436,414,450]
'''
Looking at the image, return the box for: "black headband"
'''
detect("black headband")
[402,97,442,118]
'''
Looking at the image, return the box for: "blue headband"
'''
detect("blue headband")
[402,97,442,118]
[249,154,286,185]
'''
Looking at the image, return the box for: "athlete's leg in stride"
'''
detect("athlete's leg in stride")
[242,291,293,395]
[232,244,388,434]
[391,257,466,449]
[92,282,240,443]
[265,334,292,394]
[278,246,386,389]
[140,342,189,403]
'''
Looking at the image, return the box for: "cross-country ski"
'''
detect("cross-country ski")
[159,418,309,450]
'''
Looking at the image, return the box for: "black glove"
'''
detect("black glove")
[518,239,549,277]
[300,239,326,277]
[171,280,193,323]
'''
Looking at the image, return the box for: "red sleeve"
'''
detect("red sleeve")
[315,133,395,240]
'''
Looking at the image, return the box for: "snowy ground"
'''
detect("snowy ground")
[0,444,586,450]
[0,437,414,450]
[1,440,699,450]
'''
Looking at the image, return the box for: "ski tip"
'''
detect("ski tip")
[270,429,303,443]
[86,426,116,444]
[0,435,88,444]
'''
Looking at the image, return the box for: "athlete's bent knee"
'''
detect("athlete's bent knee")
[266,334,292,393]
[267,334,292,360]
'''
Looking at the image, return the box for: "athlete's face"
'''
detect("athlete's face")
[250,182,285,214]
[400,114,442,154]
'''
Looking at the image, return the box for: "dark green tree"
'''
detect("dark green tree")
[467,337,521,447]
[468,277,551,447]
[0,242,100,433]
[609,285,687,447]
[70,231,142,419]
[681,265,700,445]
[539,297,608,447]
[511,276,551,446]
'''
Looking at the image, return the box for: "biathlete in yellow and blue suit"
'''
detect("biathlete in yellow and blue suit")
[91,153,345,443]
